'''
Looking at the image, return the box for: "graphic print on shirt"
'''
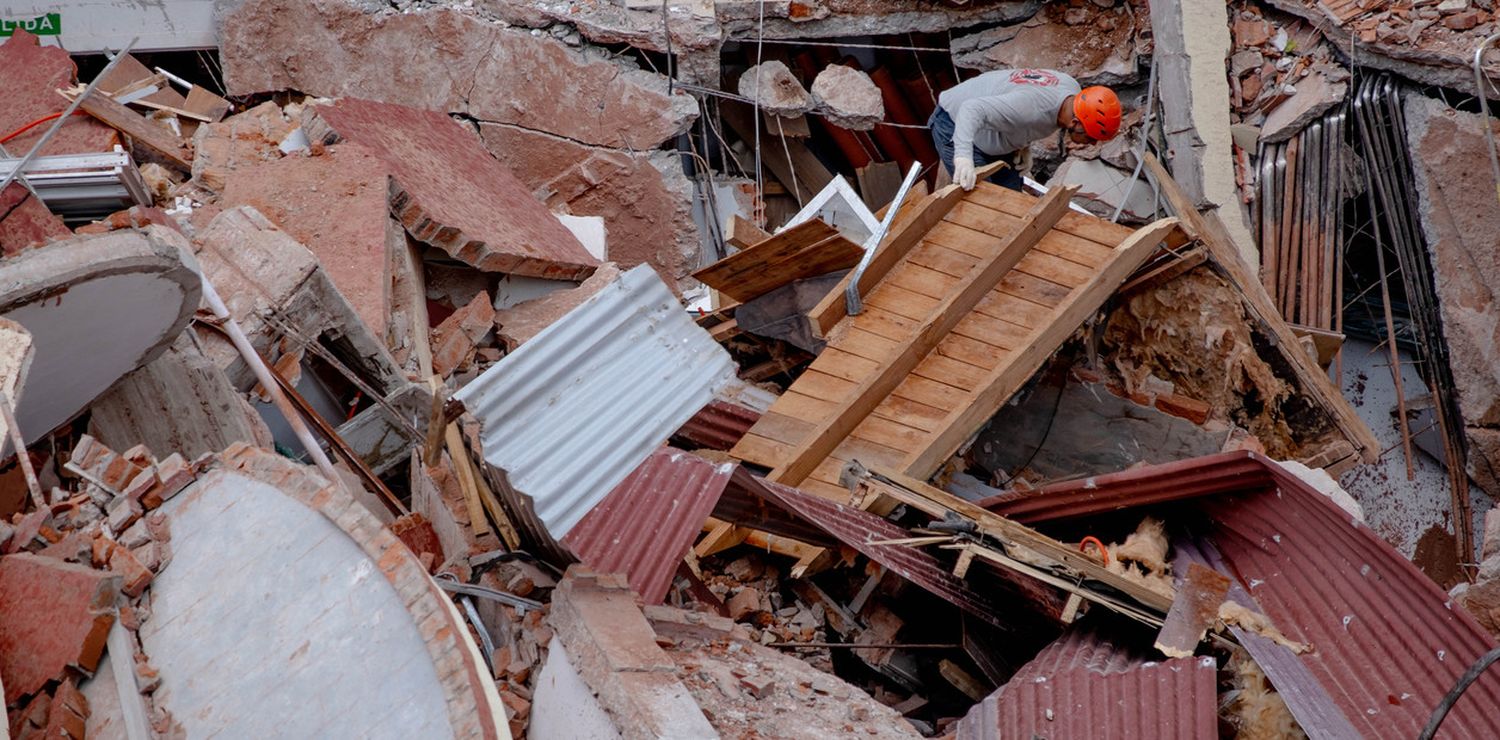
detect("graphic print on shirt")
[1008,69,1059,87]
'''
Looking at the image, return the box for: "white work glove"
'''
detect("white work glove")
[1016,147,1034,178]
[954,157,977,191]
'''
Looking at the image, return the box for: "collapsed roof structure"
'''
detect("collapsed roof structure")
[4,0,1500,737]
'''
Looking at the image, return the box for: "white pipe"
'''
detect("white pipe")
[199,276,340,482]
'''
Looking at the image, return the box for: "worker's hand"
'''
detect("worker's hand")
[1016,147,1034,178]
[954,157,977,191]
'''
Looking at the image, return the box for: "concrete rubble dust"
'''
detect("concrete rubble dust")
[4,0,1500,737]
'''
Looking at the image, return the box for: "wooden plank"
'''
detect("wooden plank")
[964,183,1136,248]
[721,102,833,202]
[728,215,771,249]
[768,186,1079,486]
[693,220,860,302]
[862,282,942,322]
[857,161,905,210]
[885,262,961,300]
[906,240,981,277]
[732,432,790,467]
[1119,245,1207,295]
[854,469,1174,615]
[70,90,192,169]
[902,217,1180,478]
[182,85,232,122]
[1154,563,1231,658]
[933,333,1011,369]
[94,53,187,110]
[941,202,1114,269]
[1142,153,1380,465]
[809,184,968,336]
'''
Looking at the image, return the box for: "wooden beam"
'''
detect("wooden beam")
[1143,153,1380,464]
[770,185,1080,487]
[693,220,862,303]
[1119,245,1206,295]
[68,90,191,169]
[854,468,1174,616]
[901,217,1180,478]
[807,183,968,337]
[727,215,771,249]
[721,102,833,203]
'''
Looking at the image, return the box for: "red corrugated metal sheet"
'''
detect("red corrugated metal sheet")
[673,400,760,451]
[730,473,1018,631]
[985,452,1500,739]
[956,621,1218,740]
[980,451,1275,524]
[561,448,736,604]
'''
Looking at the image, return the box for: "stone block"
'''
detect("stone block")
[0,552,121,704]
[737,61,812,115]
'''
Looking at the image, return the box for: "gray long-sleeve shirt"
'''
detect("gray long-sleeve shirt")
[938,68,1081,160]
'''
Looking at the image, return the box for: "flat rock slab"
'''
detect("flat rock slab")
[0,30,120,157]
[951,3,1141,85]
[220,0,695,150]
[305,97,597,281]
[0,553,121,705]
[812,65,884,131]
[219,143,396,340]
[0,227,200,449]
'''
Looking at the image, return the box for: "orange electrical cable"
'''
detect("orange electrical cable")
[1079,536,1109,565]
[0,111,71,145]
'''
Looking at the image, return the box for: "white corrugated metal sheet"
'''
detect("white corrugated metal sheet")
[454,265,735,540]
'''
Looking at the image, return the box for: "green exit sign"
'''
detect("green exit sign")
[1,13,61,36]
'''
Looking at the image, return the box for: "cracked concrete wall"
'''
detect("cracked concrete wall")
[1149,0,1258,266]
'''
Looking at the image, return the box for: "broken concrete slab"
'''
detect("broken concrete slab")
[139,444,504,738]
[1052,156,1158,222]
[0,318,32,447]
[738,60,813,116]
[811,64,885,131]
[1260,69,1349,143]
[0,227,201,449]
[950,2,1141,85]
[303,97,598,281]
[220,0,696,150]
[189,205,405,393]
[0,553,122,705]
[1404,94,1500,496]
[431,290,496,378]
[190,101,301,192]
[0,30,120,158]
[0,184,71,257]
[88,333,272,460]
[218,143,398,341]
[541,571,717,739]
[494,263,623,350]
[479,123,702,285]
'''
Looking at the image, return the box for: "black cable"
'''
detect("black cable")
[1417,645,1500,740]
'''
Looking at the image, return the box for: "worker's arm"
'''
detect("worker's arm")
[951,93,1029,164]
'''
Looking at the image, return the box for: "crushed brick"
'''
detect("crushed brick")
[0,552,121,704]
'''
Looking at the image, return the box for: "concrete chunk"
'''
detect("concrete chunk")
[738,61,812,116]
[811,65,885,131]
[0,553,121,704]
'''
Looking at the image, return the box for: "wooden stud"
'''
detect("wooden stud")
[68,90,191,169]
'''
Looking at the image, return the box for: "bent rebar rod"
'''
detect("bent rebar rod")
[1473,32,1500,207]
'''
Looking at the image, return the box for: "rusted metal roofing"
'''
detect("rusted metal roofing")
[981,451,1274,524]
[956,621,1218,740]
[723,471,1012,630]
[987,452,1500,739]
[673,400,760,451]
[455,265,736,547]
[561,448,736,605]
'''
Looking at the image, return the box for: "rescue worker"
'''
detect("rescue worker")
[928,68,1122,191]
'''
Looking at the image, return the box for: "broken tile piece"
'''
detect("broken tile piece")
[303,97,598,280]
[0,552,121,704]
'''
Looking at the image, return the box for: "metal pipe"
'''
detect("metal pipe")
[435,576,545,612]
[846,161,923,316]
[1113,56,1159,223]
[198,276,341,483]
[1472,33,1500,207]
[0,37,137,196]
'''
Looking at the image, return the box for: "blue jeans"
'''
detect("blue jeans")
[928,107,1022,191]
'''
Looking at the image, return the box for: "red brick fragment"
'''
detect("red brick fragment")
[389,512,444,573]
[1154,393,1213,425]
[0,552,121,704]
[107,541,155,598]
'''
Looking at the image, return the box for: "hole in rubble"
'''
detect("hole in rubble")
[73,48,229,98]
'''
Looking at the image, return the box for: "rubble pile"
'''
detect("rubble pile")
[4,0,1500,737]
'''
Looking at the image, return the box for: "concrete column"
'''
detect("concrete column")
[1149,0,1259,266]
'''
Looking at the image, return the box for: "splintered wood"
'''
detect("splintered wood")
[693,220,862,303]
[727,181,1177,500]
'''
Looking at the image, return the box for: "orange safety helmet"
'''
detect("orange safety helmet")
[1073,86,1122,141]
